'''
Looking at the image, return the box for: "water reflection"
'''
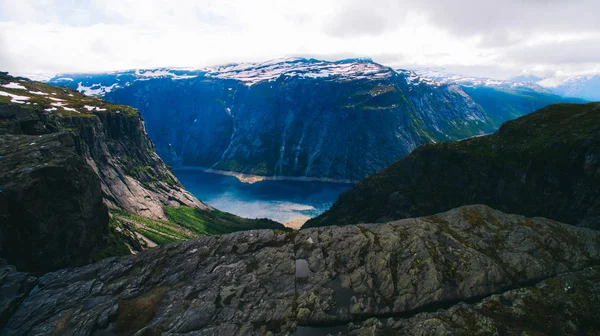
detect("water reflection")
[174,170,353,224]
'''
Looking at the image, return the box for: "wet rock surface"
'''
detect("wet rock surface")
[3,205,600,335]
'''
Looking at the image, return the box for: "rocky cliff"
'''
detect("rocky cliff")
[0,73,285,272]
[0,132,108,273]
[2,205,599,334]
[306,102,600,230]
[49,58,581,181]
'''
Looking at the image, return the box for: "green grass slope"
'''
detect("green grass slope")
[305,102,600,229]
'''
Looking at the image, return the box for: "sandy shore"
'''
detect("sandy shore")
[283,218,309,230]
[175,166,357,185]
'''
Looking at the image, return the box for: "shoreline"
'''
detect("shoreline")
[174,166,358,185]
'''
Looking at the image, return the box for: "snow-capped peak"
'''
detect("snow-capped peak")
[408,68,543,91]
[204,58,393,85]
[48,58,396,96]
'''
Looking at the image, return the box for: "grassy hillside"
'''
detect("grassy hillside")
[305,103,600,229]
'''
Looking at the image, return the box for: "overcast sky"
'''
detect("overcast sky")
[1,0,599,79]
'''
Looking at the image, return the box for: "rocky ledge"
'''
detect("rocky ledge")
[2,205,599,335]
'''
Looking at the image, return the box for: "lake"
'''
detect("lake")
[174,170,354,225]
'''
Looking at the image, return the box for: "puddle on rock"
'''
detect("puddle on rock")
[296,259,309,278]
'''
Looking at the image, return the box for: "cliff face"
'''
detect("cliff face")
[306,103,600,230]
[2,205,599,334]
[0,75,202,272]
[67,99,208,220]
[0,133,108,273]
[0,73,207,219]
[0,73,284,272]
[105,68,493,181]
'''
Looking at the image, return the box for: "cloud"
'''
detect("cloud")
[322,1,404,38]
[0,0,599,79]
[503,36,600,64]
[409,0,600,47]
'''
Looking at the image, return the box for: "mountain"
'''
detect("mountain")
[538,74,600,101]
[3,67,600,335]
[48,58,582,181]
[0,73,285,273]
[410,68,545,90]
[411,68,586,124]
[306,102,600,229]
[3,205,599,334]
[415,67,600,102]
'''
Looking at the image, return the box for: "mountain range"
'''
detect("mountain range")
[48,58,585,181]
[1,67,600,334]
[413,67,600,101]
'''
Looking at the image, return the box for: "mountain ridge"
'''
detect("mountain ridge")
[305,102,600,230]
[48,58,583,181]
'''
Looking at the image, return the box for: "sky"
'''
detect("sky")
[1,0,599,80]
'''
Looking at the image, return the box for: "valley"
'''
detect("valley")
[49,58,583,182]
[174,169,353,226]
[1,59,598,336]
[3,1,600,334]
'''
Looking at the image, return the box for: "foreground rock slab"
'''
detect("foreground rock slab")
[3,205,600,335]
[317,266,600,335]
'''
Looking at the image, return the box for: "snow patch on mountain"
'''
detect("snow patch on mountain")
[77,82,119,96]
[204,58,394,85]
[0,90,30,103]
[50,58,396,96]
[537,74,600,100]
[410,68,542,91]
[2,82,27,90]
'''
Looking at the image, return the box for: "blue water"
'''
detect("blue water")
[174,170,353,223]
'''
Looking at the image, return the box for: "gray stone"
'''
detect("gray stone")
[296,260,309,278]
[3,205,600,335]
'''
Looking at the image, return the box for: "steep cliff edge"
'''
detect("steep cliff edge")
[0,133,108,273]
[0,73,284,272]
[2,205,599,334]
[306,102,600,229]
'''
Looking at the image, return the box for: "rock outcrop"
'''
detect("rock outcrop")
[0,73,206,218]
[0,133,108,273]
[327,266,600,335]
[2,205,599,334]
[0,263,37,328]
[307,102,600,230]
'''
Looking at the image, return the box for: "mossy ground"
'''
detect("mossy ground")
[107,206,287,251]
[164,205,285,235]
[115,287,169,334]
[90,217,133,261]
